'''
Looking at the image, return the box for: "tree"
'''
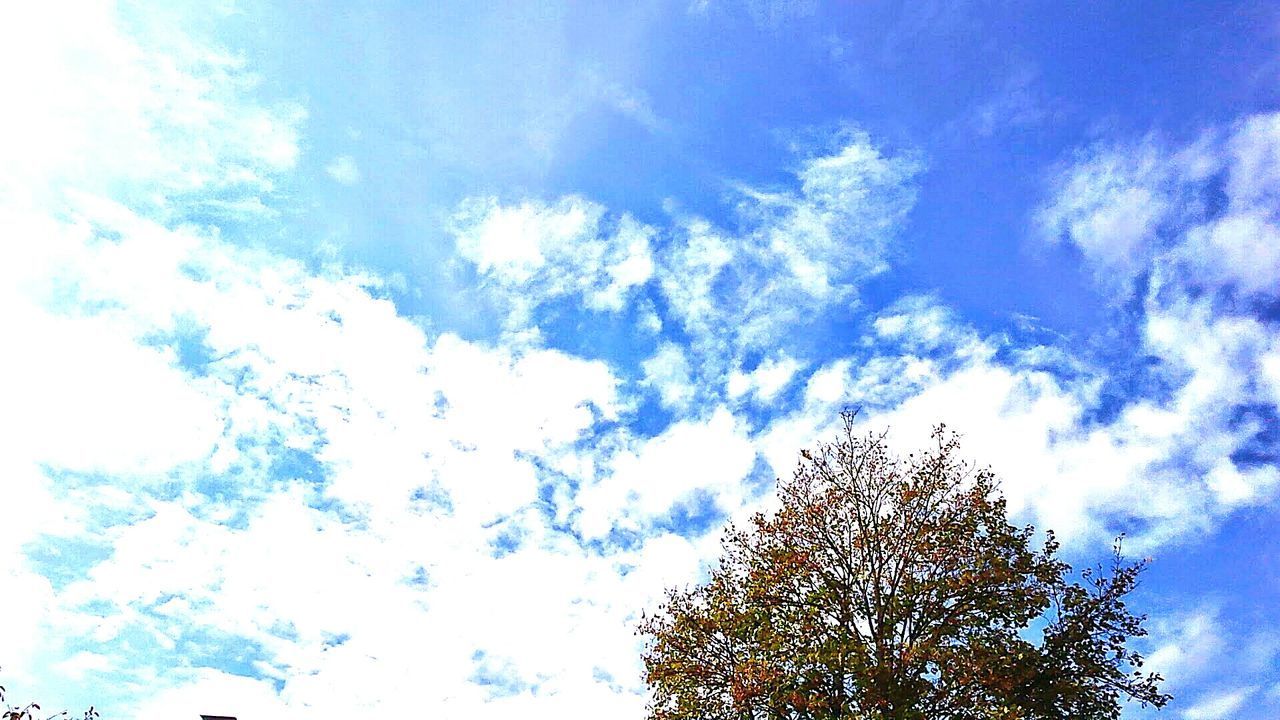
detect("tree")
[638,413,1169,720]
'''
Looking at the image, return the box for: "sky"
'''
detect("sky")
[1,0,1279,717]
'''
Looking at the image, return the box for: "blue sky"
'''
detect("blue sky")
[2,1,1279,718]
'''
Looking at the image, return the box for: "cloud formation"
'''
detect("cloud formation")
[3,3,1277,719]
[659,131,921,354]
[0,0,303,217]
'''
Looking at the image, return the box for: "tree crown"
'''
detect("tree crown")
[638,413,1168,720]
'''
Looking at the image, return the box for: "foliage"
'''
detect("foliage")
[638,413,1169,720]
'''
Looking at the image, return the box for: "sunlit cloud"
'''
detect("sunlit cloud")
[3,2,1277,718]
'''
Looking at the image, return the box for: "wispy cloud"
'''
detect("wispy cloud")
[0,1,303,216]
[451,196,656,333]
[325,155,362,185]
[1181,687,1255,720]
[5,2,1278,716]
[965,64,1055,137]
[660,131,921,355]
[580,66,666,133]
[759,278,1278,550]
[641,343,697,411]
[1038,114,1280,302]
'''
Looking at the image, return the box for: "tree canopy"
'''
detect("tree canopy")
[638,413,1169,720]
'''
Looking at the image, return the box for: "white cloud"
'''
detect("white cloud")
[51,651,112,682]
[968,69,1050,137]
[325,155,362,185]
[759,289,1279,549]
[0,0,304,214]
[8,1,1277,715]
[795,113,1275,548]
[1039,111,1280,303]
[1226,112,1280,209]
[0,565,57,686]
[435,136,918,371]
[0,19,659,707]
[445,132,918,399]
[641,343,696,410]
[4,305,222,476]
[1036,142,1171,287]
[581,66,665,133]
[803,358,854,406]
[133,669,297,720]
[1141,603,1279,717]
[660,131,920,354]
[455,198,598,283]
[1181,687,1255,720]
[576,408,757,540]
[0,188,675,716]
[656,216,735,340]
[0,45,730,706]
[1147,609,1227,687]
[451,196,656,327]
[0,4,308,685]
[727,354,803,403]
[1180,211,1280,295]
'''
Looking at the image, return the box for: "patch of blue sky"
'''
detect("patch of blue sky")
[591,665,616,685]
[404,565,431,589]
[732,378,812,431]
[39,469,154,524]
[175,629,285,693]
[23,535,114,592]
[208,2,1273,332]
[615,393,682,439]
[520,291,664,368]
[173,193,289,233]
[581,525,646,556]
[321,631,351,649]
[302,494,369,529]
[528,464,579,535]
[487,520,527,559]
[141,317,216,377]
[654,489,728,540]
[1226,404,1280,470]
[189,477,254,531]
[409,482,454,516]
[1078,359,1187,430]
[469,650,533,698]
[221,434,376,527]
[741,455,783,499]
[57,618,280,691]
[268,445,328,488]
[206,431,327,508]
[1247,295,1280,326]
[38,274,126,318]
